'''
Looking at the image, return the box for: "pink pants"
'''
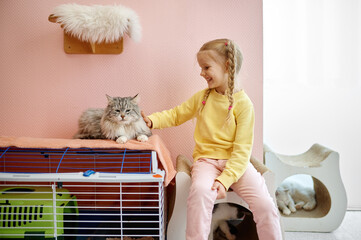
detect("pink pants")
[186,158,282,240]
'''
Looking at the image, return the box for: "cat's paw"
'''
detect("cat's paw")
[295,201,305,210]
[116,136,128,144]
[218,221,236,240]
[303,202,316,210]
[226,234,236,240]
[282,208,291,215]
[289,205,297,212]
[137,135,148,142]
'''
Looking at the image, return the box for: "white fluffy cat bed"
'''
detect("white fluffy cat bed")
[49,3,141,53]
[264,143,347,232]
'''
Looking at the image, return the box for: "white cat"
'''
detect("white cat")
[276,178,317,215]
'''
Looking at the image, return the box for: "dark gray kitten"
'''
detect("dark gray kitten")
[74,94,152,144]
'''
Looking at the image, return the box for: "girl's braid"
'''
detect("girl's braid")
[225,40,236,122]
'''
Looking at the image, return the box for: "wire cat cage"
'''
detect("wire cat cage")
[0,147,165,240]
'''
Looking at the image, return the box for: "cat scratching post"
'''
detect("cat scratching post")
[264,144,347,232]
[167,155,284,239]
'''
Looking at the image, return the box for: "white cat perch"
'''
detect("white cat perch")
[264,143,347,232]
[49,3,141,54]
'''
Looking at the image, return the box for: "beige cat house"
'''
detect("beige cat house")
[264,143,347,232]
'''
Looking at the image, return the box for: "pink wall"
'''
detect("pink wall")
[0,0,263,162]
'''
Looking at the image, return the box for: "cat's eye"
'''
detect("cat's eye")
[125,109,131,114]
[115,110,120,113]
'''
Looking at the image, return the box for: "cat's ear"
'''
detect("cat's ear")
[106,94,113,102]
[131,94,140,104]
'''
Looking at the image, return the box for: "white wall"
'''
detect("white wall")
[263,0,361,209]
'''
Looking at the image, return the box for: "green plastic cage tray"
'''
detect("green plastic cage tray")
[0,186,78,239]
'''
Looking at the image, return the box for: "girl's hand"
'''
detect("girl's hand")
[211,180,226,199]
[141,111,153,128]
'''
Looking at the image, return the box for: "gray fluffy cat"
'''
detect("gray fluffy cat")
[74,94,152,144]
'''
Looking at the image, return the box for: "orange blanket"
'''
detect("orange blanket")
[0,135,176,186]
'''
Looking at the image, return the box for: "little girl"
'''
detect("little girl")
[142,39,282,240]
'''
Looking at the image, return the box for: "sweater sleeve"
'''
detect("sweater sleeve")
[148,91,202,129]
[216,103,255,190]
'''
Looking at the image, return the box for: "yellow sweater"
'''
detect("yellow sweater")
[148,88,255,189]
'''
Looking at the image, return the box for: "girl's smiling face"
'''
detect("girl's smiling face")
[197,50,228,95]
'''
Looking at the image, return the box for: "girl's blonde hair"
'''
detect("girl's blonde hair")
[198,39,243,121]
